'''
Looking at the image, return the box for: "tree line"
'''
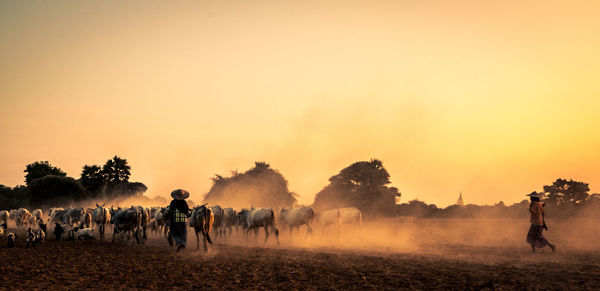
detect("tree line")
[2,155,599,219]
[0,156,147,209]
[395,178,600,219]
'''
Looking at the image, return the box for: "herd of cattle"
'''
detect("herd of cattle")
[0,205,363,252]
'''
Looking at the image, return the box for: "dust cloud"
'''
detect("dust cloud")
[208,217,600,265]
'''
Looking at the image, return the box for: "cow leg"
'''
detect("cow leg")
[264,225,269,244]
[289,225,293,239]
[273,224,280,245]
[112,226,116,242]
[195,229,200,250]
[203,232,208,252]
[306,223,312,237]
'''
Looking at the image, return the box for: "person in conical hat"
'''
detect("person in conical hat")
[525,191,556,252]
[166,189,191,253]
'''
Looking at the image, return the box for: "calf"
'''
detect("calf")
[74,228,95,241]
[26,228,38,247]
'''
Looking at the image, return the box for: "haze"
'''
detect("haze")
[1,0,599,207]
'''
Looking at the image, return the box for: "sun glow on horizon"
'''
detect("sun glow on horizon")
[1,0,599,207]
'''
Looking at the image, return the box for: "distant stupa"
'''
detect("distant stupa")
[456,193,465,206]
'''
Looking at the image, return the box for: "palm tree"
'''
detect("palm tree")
[102,156,131,184]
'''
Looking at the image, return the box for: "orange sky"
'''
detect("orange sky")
[1,1,599,207]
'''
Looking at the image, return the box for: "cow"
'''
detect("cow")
[63,208,85,227]
[317,209,340,228]
[211,205,224,240]
[35,227,46,244]
[92,204,111,240]
[339,207,363,225]
[26,228,38,247]
[189,205,214,251]
[133,206,150,242]
[81,212,92,229]
[222,208,237,240]
[31,209,43,222]
[149,207,169,237]
[49,208,66,224]
[0,210,10,225]
[0,222,6,238]
[245,208,279,244]
[14,208,32,228]
[111,207,143,244]
[279,206,314,238]
[74,228,95,241]
[27,215,38,228]
[237,208,249,232]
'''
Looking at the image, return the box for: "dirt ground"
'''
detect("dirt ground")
[1,219,600,290]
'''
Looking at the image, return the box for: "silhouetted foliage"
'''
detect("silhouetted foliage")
[27,175,89,207]
[80,165,105,196]
[24,161,66,185]
[203,162,296,209]
[0,184,28,209]
[543,178,590,206]
[0,156,147,209]
[102,156,131,184]
[78,157,145,200]
[312,159,401,217]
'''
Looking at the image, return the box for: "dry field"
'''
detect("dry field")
[1,218,599,290]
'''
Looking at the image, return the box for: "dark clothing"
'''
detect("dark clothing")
[168,199,190,248]
[527,224,550,248]
[169,199,190,214]
[170,222,187,247]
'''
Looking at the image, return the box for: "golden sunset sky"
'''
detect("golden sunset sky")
[1,1,599,207]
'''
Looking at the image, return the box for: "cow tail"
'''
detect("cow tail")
[204,211,213,244]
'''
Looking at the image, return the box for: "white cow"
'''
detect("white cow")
[14,208,32,228]
[74,228,95,241]
[246,207,279,244]
[279,206,314,238]
[0,210,9,225]
[31,209,43,221]
[317,209,340,228]
[92,204,111,240]
[222,207,237,240]
[339,207,363,225]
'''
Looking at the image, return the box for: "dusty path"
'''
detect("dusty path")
[1,238,600,290]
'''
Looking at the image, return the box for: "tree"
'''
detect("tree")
[312,159,401,217]
[24,161,66,185]
[203,162,296,209]
[102,156,131,184]
[27,175,89,207]
[80,164,106,195]
[543,178,590,206]
[127,182,148,196]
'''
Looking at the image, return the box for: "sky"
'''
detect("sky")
[1,0,599,207]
